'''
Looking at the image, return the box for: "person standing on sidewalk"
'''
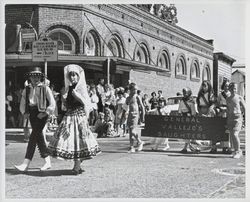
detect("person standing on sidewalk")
[226,82,245,159]
[215,79,232,154]
[48,64,101,175]
[121,83,145,153]
[14,67,56,171]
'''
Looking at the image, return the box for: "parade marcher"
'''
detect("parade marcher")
[179,87,201,154]
[226,82,245,159]
[121,83,145,153]
[214,79,232,154]
[14,67,56,171]
[196,80,216,153]
[48,64,101,175]
[149,97,171,151]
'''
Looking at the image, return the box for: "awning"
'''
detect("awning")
[5,53,170,73]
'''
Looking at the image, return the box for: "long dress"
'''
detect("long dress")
[48,84,101,160]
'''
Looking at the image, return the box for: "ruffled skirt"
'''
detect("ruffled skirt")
[48,106,101,160]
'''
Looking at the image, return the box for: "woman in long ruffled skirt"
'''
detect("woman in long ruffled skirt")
[48,64,101,175]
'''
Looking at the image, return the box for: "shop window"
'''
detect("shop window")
[134,43,150,64]
[158,50,170,71]
[190,59,200,81]
[85,30,101,56]
[48,28,75,54]
[106,35,124,57]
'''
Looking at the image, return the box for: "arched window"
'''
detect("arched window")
[203,63,211,81]
[48,28,75,54]
[106,35,124,57]
[175,54,187,78]
[134,43,150,64]
[158,50,170,70]
[190,59,200,80]
[84,30,101,56]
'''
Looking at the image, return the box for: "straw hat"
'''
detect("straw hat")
[25,67,45,78]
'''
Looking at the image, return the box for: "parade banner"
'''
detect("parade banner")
[141,115,228,141]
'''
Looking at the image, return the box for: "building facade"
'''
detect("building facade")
[5,4,214,98]
[231,65,245,98]
[213,52,235,96]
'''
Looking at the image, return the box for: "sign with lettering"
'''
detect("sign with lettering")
[141,115,228,141]
[32,39,58,62]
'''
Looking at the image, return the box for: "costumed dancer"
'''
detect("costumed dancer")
[48,64,101,175]
[14,67,56,171]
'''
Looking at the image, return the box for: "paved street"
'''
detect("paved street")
[5,129,246,199]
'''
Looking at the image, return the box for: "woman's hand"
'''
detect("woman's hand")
[37,112,48,119]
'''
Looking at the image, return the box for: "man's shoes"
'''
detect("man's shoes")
[233,151,242,159]
[14,159,30,172]
[40,156,51,171]
[162,146,170,151]
[137,141,144,151]
[180,148,188,153]
[128,147,136,153]
[14,164,29,172]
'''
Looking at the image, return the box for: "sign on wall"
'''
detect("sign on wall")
[141,115,228,142]
[32,38,58,62]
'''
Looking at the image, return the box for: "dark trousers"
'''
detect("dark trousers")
[89,109,98,126]
[25,107,49,160]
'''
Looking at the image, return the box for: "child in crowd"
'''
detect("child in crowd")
[226,82,245,159]
[104,107,116,137]
[94,112,105,138]
[114,90,127,136]
[148,97,171,151]
[121,83,145,153]
[179,87,201,153]
[149,91,158,110]
[142,93,150,112]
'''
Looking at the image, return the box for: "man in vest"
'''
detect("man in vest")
[14,67,55,171]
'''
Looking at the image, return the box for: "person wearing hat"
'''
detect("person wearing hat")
[14,67,56,172]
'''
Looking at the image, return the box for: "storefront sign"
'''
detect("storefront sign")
[32,39,58,62]
[141,115,228,141]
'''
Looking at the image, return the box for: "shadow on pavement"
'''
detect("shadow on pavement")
[6,134,26,143]
[143,149,234,158]
[5,168,82,176]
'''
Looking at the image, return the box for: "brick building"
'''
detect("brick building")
[5,4,214,98]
